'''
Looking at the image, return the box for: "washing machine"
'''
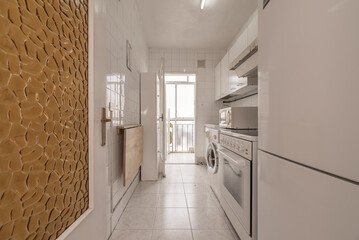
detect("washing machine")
[204,126,221,198]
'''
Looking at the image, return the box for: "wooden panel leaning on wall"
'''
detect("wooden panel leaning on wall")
[0,0,89,239]
[121,125,143,186]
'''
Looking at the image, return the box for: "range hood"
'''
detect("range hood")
[223,41,258,101]
[230,41,258,79]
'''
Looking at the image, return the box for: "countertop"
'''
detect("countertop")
[204,124,219,130]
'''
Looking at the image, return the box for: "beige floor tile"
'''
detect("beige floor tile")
[157,194,187,207]
[192,230,235,240]
[154,208,191,229]
[163,169,182,175]
[185,193,217,208]
[167,153,195,164]
[181,165,206,174]
[110,230,152,240]
[183,183,210,194]
[127,193,158,208]
[116,208,156,230]
[111,164,238,239]
[159,183,184,193]
[181,169,207,177]
[135,182,160,194]
[182,175,208,183]
[165,165,182,171]
[164,170,182,176]
[151,230,192,240]
[188,208,228,230]
[159,174,183,183]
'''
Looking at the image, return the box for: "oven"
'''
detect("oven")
[219,148,252,235]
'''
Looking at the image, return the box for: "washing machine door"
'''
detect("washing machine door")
[206,143,218,174]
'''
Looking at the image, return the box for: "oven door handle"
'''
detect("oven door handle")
[219,149,247,168]
[224,159,241,176]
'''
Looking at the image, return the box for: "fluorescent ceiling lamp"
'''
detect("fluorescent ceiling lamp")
[201,0,206,10]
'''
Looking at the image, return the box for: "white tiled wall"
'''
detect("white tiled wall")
[227,94,258,107]
[104,0,148,238]
[149,49,225,162]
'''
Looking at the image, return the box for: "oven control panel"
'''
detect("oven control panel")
[220,134,252,160]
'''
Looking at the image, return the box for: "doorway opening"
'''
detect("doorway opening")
[165,73,196,164]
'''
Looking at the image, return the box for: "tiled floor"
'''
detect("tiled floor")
[110,164,239,240]
[166,153,196,164]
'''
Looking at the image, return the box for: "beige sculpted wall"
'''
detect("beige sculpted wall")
[0,0,89,239]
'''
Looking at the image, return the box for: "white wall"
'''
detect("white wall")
[104,0,148,238]
[227,94,258,107]
[149,49,225,162]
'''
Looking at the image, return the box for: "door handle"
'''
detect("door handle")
[224,159,241,176]
[101,107,112,146]
[159,113,164,121]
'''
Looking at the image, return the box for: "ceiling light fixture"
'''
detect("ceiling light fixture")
[200,0,206,10]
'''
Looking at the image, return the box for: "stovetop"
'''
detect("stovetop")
[220,129,258,142]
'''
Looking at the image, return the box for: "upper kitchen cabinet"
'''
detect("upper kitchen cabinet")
[229,30,247,66]
[215,62,221,100]
[229,10,258,70]
[220,53,229,98]
[214,9,258,101]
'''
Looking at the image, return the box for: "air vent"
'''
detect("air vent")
[197,60,206,68]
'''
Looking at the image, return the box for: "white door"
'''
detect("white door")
[258,151,359,240]
[157,72,166,176]
[64,1,108,239]
[0,1,107,239]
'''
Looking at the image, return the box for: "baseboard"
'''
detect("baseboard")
[108,173,140,239]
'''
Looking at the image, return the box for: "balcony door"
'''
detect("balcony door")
[165,74,196,163]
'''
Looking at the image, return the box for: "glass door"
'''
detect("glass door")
[165,74,196,154]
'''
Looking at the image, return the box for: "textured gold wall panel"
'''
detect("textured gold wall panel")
[0,0,89,239]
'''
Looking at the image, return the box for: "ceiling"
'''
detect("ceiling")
[136,0,258,49]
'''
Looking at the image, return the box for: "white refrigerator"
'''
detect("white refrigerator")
[258,1,359,240]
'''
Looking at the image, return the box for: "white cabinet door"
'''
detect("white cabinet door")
[228,29,247,66]
[215,62,221,100]
[258,151,359,240]
[247,10,258,46]
[220,53,229,97]
[259,0,359,182]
